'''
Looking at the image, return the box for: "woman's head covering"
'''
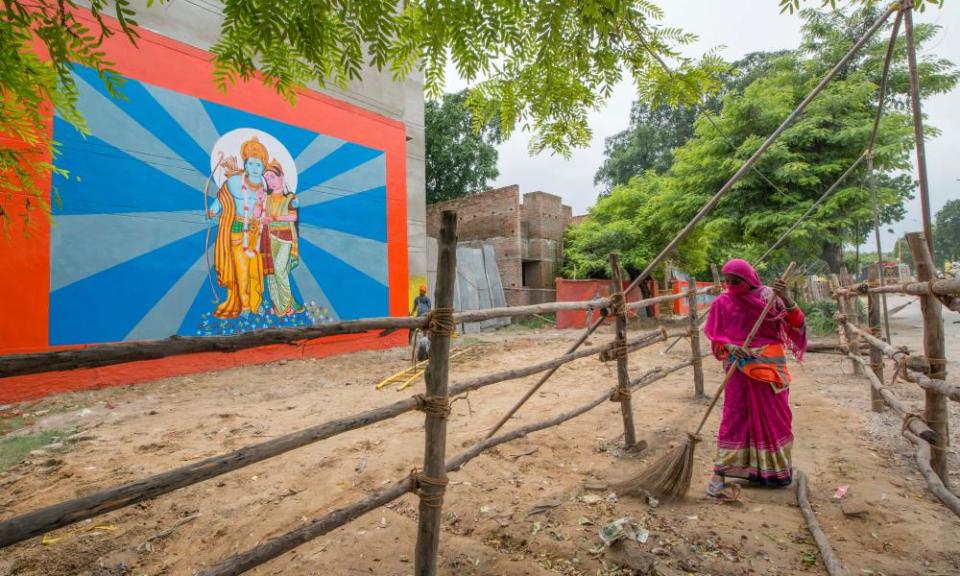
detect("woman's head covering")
[721,258,761,287]
[705,259,807,361]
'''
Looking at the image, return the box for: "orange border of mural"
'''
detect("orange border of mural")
[0,9,409,402]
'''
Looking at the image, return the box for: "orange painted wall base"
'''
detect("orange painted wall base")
[0,331,406,404]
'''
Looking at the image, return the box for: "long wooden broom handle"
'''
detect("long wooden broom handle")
[692,261,796,437]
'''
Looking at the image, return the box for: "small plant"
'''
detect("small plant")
[799,299,840,337]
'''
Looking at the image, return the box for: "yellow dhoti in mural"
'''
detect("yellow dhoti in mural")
[212,184,265,318]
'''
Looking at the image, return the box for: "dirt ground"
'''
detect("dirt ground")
[1,299,959,576]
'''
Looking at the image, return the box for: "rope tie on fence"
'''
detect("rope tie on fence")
[902,412,928,434]
[426,308,455,337]
[409,468,449,508]
[601,338,629,362]
[925,357,948,379]
[609,291,626,315]
[855,282,870,295]
[610,385,632,402]
[413,394,451,420]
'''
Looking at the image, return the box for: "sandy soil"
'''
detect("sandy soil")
[1,309,958,576]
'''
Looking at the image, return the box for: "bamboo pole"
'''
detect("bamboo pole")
[902,3,935,256]
[905,232,949,487]
[867,152,894,342]
[609,254,638,448]
[797,471,850,576]
[867,265,885,412]
[831,274,860,375]
[414,211,457,575]
[687,277,705,399]
[201,361,692,576]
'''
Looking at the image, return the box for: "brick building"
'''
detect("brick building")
[426,185,573,306]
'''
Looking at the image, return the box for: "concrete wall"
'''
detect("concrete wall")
[113,0,427,279]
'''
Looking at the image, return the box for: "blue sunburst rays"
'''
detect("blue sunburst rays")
[297,143,384,198]
[298,186,386,242]
[49,229,208,345]
[52,117,207,216]
[71,65,211,176]
[201,100,320,161]
[296,228,389,320]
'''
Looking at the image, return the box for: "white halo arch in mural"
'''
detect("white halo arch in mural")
[210,128,298,193]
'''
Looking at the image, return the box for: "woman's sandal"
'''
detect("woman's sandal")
[706,481,742,502]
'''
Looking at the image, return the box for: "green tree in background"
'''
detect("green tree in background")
[934,199,960,261]
[425,91,501,204]
[566,6,956,279]
[594,50,788,192]
[593,102,702,191]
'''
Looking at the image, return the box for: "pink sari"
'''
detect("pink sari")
[704,259,807,486]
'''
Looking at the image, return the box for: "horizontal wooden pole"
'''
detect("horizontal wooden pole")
[836,277,960,298]
[0,290,697,379]
[453,298,610,323]
[843,321,959,402]
[797,471,849,576]
[0,317,426,379]
[200,361,691,576]
[903,431,960,518]
[623,285,721,312]
[847,354,937,442]
[0,327,672,548]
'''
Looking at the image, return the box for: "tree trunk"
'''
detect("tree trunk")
[821,242,844,275]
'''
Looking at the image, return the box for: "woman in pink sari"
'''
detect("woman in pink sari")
[703,259,807,499]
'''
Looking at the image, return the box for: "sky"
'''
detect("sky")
[445,1,959,254]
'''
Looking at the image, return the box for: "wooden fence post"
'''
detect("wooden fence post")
[831,274,857,374]
[906,232,949,488]
[414,210,458,575]
[867,264,885,412]
[840,270,864,376]
[609,254,638,449]
[687,277,706,399]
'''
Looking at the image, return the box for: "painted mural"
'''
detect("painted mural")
[49,65,391,345]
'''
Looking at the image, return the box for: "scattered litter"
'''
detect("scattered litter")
[580,494,603,505]
[834,485,850,500]
[577,516,594,526]
[378,516,388,529]
[531,521,542,535]
[646,495,659,508]
[479,505,494,515]
[527,500,562,516]
[43,524,117,545]
[599,517,649,547]
[355,458,368,474]
[686,515,699,521]
[606,492,618,504]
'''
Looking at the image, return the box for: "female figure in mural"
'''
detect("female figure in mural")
[207,136,270,318]
[262,160,304,316]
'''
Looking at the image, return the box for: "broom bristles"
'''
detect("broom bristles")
[614,434,700,501]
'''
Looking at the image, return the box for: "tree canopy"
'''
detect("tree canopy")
[934,199,960,262]
[425,91,501,204]
[2,0,730,226]
[565,5,957,279]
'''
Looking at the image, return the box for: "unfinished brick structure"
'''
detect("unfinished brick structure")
[426,185,573,306]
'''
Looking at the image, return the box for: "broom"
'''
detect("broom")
[616,261,796,501]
